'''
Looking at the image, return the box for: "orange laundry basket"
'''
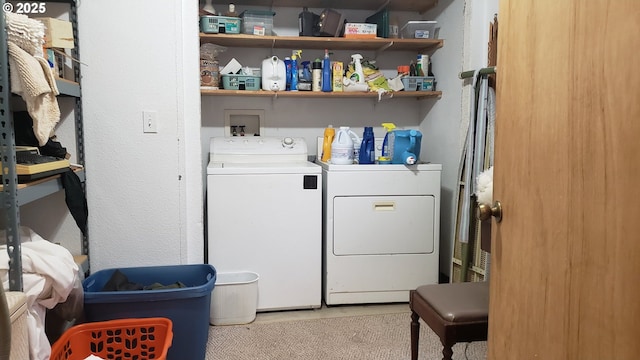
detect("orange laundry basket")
[50,317,173,360]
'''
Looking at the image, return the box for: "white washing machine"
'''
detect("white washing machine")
[316,139,441,305]
[207,136,322,311]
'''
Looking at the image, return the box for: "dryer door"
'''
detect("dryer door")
[332,195,435,255]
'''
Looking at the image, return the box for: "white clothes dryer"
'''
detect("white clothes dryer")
[316,138,441,305]
[207,137,322,311]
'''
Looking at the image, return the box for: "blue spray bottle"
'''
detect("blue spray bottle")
[290,50,301,91]
[359,127,375,164]
[322,49,332,92]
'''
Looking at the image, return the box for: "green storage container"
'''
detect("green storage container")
[222,74,261,90]
[200,15,241,34]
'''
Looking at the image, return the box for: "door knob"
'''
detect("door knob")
[477,201,502,223]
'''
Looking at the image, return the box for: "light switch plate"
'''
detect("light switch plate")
[143,111,157,133]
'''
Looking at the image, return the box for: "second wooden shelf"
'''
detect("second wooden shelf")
[200,33,444,53]
[201,88,442,99]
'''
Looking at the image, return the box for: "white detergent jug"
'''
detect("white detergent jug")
[331,127,360,165]
[261,56,286,91]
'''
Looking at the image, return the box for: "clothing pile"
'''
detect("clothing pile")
[0,227,79,360]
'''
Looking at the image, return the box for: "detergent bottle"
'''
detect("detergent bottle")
[358,127,375,164]
[331,126,358,165]
[261,56,286,91]
[390,129,422,165]
[379,122,396,164]
[321,125,335,162]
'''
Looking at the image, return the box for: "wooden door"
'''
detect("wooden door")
[489,1,640,358]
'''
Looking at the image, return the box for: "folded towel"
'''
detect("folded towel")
[4,11,45,56]
[8,42,60,146]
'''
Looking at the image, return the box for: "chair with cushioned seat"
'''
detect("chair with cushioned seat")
[411,212,493,359]
[410,281,489,360]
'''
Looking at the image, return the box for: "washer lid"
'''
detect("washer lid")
[210,136,308,163]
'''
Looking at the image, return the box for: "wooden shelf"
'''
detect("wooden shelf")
[201,88,442,99]
[200,33,443,53]
[218,0,438,13]
[0,167,85,206]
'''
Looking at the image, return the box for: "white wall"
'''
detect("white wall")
[418,0,466,278]
[78,0,202,272]
[400,0,498,278]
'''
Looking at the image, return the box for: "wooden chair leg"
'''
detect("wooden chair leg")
[411,311,420,360]
[441,340,453,360]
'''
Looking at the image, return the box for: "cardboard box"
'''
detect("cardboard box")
[36,17,74,48]
[332,61,343,92]
[344,23,377,38]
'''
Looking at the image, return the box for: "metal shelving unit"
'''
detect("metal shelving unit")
[1,0,86,291]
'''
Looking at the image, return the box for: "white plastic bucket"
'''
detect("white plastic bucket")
[209,271,259,326]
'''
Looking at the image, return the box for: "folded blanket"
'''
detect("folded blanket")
[1,227,79,360]
[8,41,60,146]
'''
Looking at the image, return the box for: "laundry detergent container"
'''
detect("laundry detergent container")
[391,129,422,165]
[210,271,259,325]
[82,264,216,360]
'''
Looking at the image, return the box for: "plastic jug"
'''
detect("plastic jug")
[390,129,422,165]
[358,127,375,164]
[261,56,286,91]
[321,125,335,162]
[331,126,359,165]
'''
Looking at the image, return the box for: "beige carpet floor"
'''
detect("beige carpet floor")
[205,312,487,360]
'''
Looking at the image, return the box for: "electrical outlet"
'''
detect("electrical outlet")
[143,111,157,133]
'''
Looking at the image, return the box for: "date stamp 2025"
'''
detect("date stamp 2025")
[3,2,47,14]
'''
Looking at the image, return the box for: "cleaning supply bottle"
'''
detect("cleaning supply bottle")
[349,54,365,84]
[290,50,301,91]
[301,61,311,82]
[321,125,335,162]
[331,126,358,165]
[352,130,362,164]
[312,58,322,92]
[358,127,375,164]
[224,3,239,17]
[379,122,396,164]
[322,49,332,92]
[284,56,292,90]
